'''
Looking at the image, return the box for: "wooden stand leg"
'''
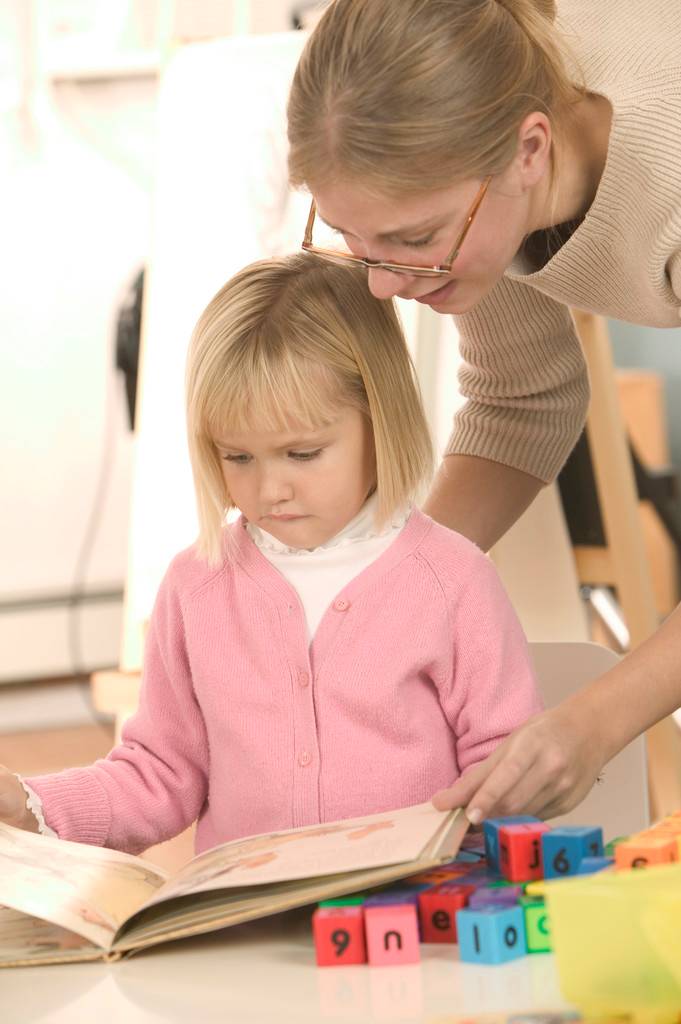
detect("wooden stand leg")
[574,310,681,819]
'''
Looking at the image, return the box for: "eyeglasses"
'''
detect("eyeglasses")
[301,175,492,278]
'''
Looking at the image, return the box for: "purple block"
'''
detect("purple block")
[468,885,523,909]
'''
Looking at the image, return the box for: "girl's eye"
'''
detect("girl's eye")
[221,453,251,464]
[289,448,323,461]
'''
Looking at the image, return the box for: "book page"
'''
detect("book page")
[145,802,452,908]
[0,823,168,950]
[0,906,102,967]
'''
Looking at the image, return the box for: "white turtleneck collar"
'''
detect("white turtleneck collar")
[246,494,411,642]
[246,492,408,555]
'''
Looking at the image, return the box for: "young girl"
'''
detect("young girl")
[0,254,542,856]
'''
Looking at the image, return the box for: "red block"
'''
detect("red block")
[312,906,367,966]
[498,822,551,882]
[418,883,474,943]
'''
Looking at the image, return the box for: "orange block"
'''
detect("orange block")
[614,836,678,870]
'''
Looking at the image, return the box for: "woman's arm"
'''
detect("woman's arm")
[433,602,681,821]
[423,453,543,551]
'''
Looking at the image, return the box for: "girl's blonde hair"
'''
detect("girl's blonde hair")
[287,0,584,197]
[186,253,433,563]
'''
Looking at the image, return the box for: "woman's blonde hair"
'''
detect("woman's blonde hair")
[186,253,433,563]
[288,0,584,197]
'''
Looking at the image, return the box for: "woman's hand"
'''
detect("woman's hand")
[0,766,40,832]
[432,699,605,823]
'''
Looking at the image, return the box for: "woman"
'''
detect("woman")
[286,0,681,823]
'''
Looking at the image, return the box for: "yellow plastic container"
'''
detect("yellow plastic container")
[545,863,681,1019]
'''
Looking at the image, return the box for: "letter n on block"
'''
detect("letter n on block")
[365,904,420,965]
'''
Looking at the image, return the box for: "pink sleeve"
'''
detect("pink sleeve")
[439,552,544,775]
[26,566,209,854]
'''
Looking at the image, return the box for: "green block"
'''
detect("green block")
[318,894,365,907]
[522,898,551,952]
[604,835,630,857]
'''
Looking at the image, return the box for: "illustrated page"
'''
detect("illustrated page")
[146,803,455,907]
[0,823,168,948]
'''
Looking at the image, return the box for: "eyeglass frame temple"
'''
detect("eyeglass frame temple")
[441,174,493,271]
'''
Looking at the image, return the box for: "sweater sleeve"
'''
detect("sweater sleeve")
[436,548,544,775]
[446,274,590,483]
[25,565,209,855]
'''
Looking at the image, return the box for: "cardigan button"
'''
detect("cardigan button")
[298,751,312,767]
[334,598,350,611]
[298,670,310,688]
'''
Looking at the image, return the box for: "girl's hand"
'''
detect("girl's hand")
[431,701,605,824]
[0,766,40,832]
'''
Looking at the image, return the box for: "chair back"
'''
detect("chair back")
[529,641,649,838]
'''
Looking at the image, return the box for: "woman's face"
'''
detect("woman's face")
[311,172,535,315]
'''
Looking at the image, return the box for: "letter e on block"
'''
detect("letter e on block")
[313,906,367,966]
[418,883,473,943]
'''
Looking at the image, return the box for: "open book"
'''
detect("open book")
[0,801,466,968]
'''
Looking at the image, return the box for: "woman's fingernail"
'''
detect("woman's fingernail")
[466,807,482,825]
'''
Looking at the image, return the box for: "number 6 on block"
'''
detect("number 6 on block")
[312,906,367,966]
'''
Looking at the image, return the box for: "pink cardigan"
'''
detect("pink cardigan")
[28,511,542,855]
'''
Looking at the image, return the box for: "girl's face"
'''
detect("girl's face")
[215,405,377,549]
[311,172,534,316]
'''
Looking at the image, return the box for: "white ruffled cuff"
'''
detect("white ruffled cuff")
[14,775,58,838]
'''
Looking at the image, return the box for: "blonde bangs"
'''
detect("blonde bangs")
[203,334,348,443]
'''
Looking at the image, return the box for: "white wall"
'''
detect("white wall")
[0,73,156,681]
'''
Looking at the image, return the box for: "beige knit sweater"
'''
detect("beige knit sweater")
[448,0,681,483]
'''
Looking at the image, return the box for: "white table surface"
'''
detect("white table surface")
[2,908,575,1024]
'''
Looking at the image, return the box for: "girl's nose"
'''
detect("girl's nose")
[367,266,409,301]
[258,467,294,505]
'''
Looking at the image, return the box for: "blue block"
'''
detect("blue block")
[541,827,604,879]
[574,855,614,875]
[483,816,540,872]
[456,905,527,964]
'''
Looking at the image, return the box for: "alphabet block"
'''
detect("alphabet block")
[318,894,365,907]
[468,884,524,909]
[483,815,540,871]
[417,882,474,943]
[574,856,614,875]
[614,835,679,870]
[498,822,551,882]
[542,826,604,879]
[364,904,420,965]
[520,896,551,953]
[313,906,367,966]
[456,905,527,964]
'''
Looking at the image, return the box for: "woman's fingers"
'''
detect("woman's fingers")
[432,732,539,822]
[432,703,605,824]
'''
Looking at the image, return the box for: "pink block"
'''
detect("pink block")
[365,904,420,965]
